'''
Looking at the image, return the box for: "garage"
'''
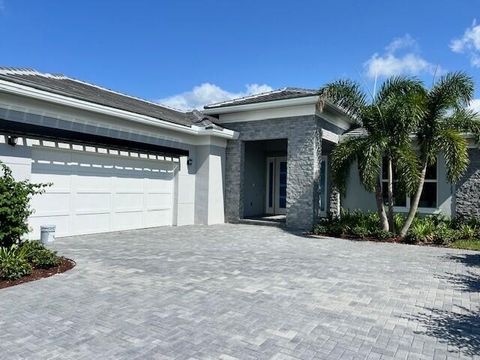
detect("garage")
[28,145,177,238]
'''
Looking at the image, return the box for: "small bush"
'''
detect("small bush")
[0,246,32,280]
[313,211,480,248]
[351,226,369,238]
[371,229,393,240]
[20,241,60,269]
[0,162,49,247]
[432,225,459,245]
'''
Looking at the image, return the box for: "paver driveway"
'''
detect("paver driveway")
[1,224,479,360]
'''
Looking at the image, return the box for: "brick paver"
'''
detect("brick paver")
[0,224,479,359]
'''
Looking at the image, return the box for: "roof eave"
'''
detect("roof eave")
[203,95,321,115]
[0,79,237,140]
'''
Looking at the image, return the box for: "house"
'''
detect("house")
[0,67,478,238]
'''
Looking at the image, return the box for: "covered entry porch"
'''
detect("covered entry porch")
[222,115,340,230]
[242,139,330,224]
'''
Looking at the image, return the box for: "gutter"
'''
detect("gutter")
[0,79,237,140]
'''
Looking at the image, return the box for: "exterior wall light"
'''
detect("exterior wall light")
[7,136,18,146]
[187,158,193,166]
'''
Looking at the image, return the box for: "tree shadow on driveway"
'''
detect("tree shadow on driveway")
[401,253,480,357]
[404,306,480,357]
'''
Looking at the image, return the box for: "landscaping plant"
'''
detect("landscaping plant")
[0,245,32,280]
[0,241,61,280]
[321,77,424,232]
[400,72,479,237]
[313,211,480,250]
[0,161,49,247]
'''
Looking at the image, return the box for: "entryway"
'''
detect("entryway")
[266,156,287,215]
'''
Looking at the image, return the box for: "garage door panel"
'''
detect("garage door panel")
[33,173,71,192]
[74,193,110,214]
[73,213,110,234]
[74,176,112,193]
[145,177,174,191]
[31,192,70,216]
[29,147,175,238]
[146,193,173,210]
[112,212,143,231]
[145,209,172,227]
[113,193,143,211]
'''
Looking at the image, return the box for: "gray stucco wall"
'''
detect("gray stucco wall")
[342,155,454,217]
[455,148,480,218]
[223,116,323,230]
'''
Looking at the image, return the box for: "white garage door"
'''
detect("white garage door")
[29,147,176,238]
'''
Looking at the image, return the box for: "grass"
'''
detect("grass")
[450,239,480,251]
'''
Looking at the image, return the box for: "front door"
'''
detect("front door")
[266,157,287,215]
[318,156,328,217]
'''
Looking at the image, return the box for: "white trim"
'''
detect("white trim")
[217,104,316,123]
[321,129,340,143]
[0,79,237,140]
[204,95,320,114]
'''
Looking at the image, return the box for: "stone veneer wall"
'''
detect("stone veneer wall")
[223,116,323,230]
[455,148,480,218]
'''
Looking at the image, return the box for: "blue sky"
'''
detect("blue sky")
[0,0,479,110]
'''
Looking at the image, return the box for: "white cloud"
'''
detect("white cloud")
[470,99,480,113]
[158,83,273,111]
[450,20,480,67]
[364,35,441,79]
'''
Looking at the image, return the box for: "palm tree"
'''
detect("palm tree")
[399,72,479,237]
[321,77,424,231]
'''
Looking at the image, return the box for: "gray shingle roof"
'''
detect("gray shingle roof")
[0,67,194,127]
[204,87,319,109]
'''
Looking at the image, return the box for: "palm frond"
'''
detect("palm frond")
[428,72,475,119]
[441,108,480,134]
[319,79,367,121]
[435,128,469,182]
[330,137,364,195]
[392,144,421,195]
[375,76,425,105]
[357,136,386,193]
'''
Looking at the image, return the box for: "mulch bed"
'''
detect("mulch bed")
[0,257,75,290]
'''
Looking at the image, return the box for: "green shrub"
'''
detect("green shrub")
[458,224,478,240]
[432,225,459,245]
[0,162,49,247]
[393,213,405,233]
[20,241,60,269]
[0,246,32,280]
[371,229,393,240]
[405,216,437,243]
[351,226,369,238]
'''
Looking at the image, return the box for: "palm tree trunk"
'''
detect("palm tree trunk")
[399,161,428,238]
[375,176,389,231]
[387,158,394,232]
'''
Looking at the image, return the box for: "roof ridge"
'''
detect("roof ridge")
[0,66,186,115]
[205,88,288,108]
[204,86,319,109]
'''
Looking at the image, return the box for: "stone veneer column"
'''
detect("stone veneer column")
[286,121,322,230]
[224,139,244,222]
[455,148,480,219]
[329,189,341,218]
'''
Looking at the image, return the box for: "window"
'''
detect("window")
[381,158,437,209]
